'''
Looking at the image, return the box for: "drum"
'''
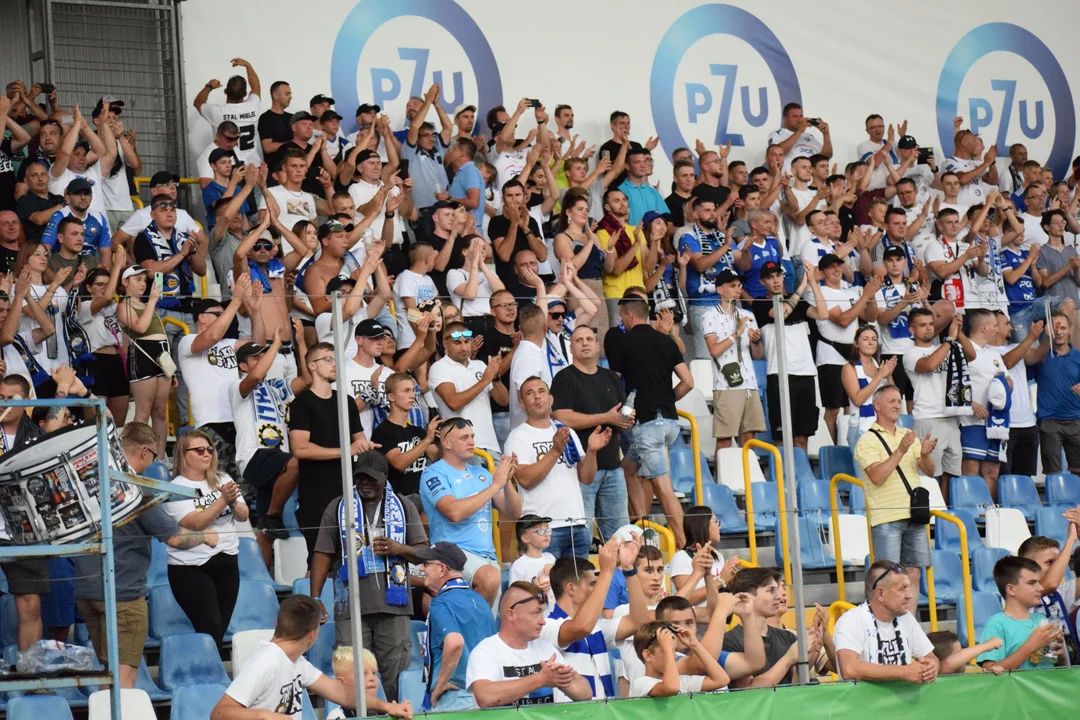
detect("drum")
[0,423,142,544]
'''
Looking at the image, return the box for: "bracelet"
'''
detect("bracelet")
[205,83,214,90]
[621,567,638,577]
[384,213,394,218]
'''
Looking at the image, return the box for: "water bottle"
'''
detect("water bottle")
[621,390,637,419]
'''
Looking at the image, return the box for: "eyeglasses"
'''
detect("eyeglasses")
[153,202,177,211]
[312,356,336,365]
[871,563,905,592]
[491,302,517,311]
[143,446,159,461]
[509,592,548,610]
[200,310,224,317]
[253,241,274,251]
[448,330,473,341]
[186,446,215,457]
[548,312,565,320]
[527,527,552,536]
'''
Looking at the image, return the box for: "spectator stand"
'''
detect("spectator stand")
[827,473,976,646]
[0,397,198,720]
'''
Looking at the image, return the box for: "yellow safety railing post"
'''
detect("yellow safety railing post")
[932,510,975,646]
[676,410,703,506]
[473,449,501,565]
[925,525,939,632]
[742,440,788,586]
[635,519,677,563]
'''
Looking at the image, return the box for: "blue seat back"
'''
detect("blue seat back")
[304,620,336,676]
[148,538,169,587]
[148,585,196,639]
[143,460,172,483]
[921,550,962,605]
[226,581,280,636]
[667,440,696,495]
[950,475,995,516]
[791,447,815,484]
[1046,473,1080,507]
[701,484,748,534]
[797,479,843,519]
[0,593,17,648]
[998,474,1042,522]
[775,513,831,569]
[7,695,74,720]
[158,632,231,690]
[1036,506,1071,546]
[934,509,984,556]
[170,683,227,720]
[958,591,1004,646]
[291,577,334,609]
[972,547,1010,594]
[237,537,276,585]
[847,484,866,516]
[137,656,170,701]
[819,446,856,486]
[410,619,427,670]
[750,482,778,533]
[397,667,426,706]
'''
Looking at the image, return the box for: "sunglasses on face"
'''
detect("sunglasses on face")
[222,135,240,142]
[448,330,473,341]
[253,241,274,251]
[186,445,215,457]
[549,312,565,320]
[871,563,905,591]
[510,592,548,610]
[153,202,177,211]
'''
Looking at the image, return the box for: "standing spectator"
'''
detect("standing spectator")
[892,179,936,255]
[553,194,608,333]
[259,147,331,251]
[402,83,451,211]
[46,216,99,282]
[392,243,437,347]
[15,161,62,243]
[596,189,652,323]
[76,251,128,422]
[490,180,546,288]
[370,372,440,498]
[509,303,550,430]
[309,450,429,702]
[41,178,112,265]
[842,326,896,448]
[1035,210,1080,321]
[854,385,937,613]
[551,326,633,539]
[418,541,496,712]
[201,152,254,230]
[195,122,242,189]
[444,137,485,225]
[1001,224,1042,341]
[48,105,116,217]
[703,269,764,449]
[340,318,391,438]
[446,234,504,327]
[874,245,926,409]
[429,321,506,459]
[856,115,897,190]
[504,377,609,558]
[421,419,521,604]
[618,148,667,225]
[257,80,293,163]
[114,265,169,457]
[943,130,997,206]
[165,429,248,649]
[958,309,1011,499]
[288,342,374,559]
[833,560,939,681]
[0,94,32,212]
[767,103,831,171]
[871,207,922,273]
[606,296,693,547]
[991,314,1046,477]
[665,160,697,228]
[679,197,739,358]
[733,207,787,299]
[0,211,23,273]
[194,58,263,164]
[466,581,593,707]
[781,156,826,256]
[111,171,206,251]
[479,288,519,448]
[1034,312,1080,474]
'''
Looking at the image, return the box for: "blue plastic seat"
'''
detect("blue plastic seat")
[972,547,1009,594]
[750,482,778,533]
[950,475,995,518]
[775,513,831,569]
[6,695,74,720]
[226,581,280,637]
[847,484,866,516]
[397,667,426,706]
[934,509,984,556]
[237,537,280,587]
[921,550,963,606]
[148,538,169,587]
[143,460,172,483]
[998,474,1042,522]
[819,445,856,485]
[410,619,427,670]
[304,620,336,676]
[791,446,816,484]
[137,656,171,701]
[667,436,696,495]
[0,594,17,648]
[291,577,334,609]
[148,585,196,639]
[797,479,844,523]
[158,633,231,691]
[958,591,1004,646]
[897,414,914,429]
[1036,506,1071,546]
[170,683,227,720]
[701,484,748,534]
[1046,473,1080,508]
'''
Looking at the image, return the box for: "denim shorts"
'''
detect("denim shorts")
[870,518,931,568]
[627,415,682,479]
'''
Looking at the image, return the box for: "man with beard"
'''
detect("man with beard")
[678,196,741,358]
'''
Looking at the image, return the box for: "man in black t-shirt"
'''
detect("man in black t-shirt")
[489,179,544,289]
[288,341,375,561]
[722,567,810,686]
[606,296,694,547]
[476,288,518,449]
[0,211,21,273]
[257,80,294,165]
[599,111,644,188]
[371,371,439,498]
[692,150,732,208]
[15,160,62,243]
[551,325,633,538]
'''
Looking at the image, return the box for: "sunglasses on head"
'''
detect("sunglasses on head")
[448,330,473,341]
[509,592,548,610]
[438,417,473,433]
[871,563,905,591]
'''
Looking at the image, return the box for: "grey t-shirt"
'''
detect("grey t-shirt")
[73,504,181,602]
[313,492,427,619]
[1035,243,1080,302]
[722,623,797,685]
[210,230,243,301]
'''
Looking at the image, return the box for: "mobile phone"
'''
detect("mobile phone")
[917,147,934,165]
[153,272,163,293]
[527,99,541,108]
[601,150,611,162]
[39,83,55,94]
[397,159,410,180]
[807,118,821,127]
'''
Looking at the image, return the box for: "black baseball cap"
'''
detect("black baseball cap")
[352,450,388,481]
[516,514,553,540]
[208,148,234,164]
[356,103,381,116]
[149,170,180,187]
[355,319,391,339]
[320,110,343,123]
[413,542,467,572]
[92,97,124,119]
[716,268,741,286]
[355,149,380,164]
[326,275,358,295]
[309,94,335,107]
[818,253,844,270]
[430,199,460,212]
[191,298,225,317]
[290,111,315,125]
[236,342,270,365]
[759,261,784,278]
[66,178,93,195]
[897,135,918,150]
[883,245,908,260]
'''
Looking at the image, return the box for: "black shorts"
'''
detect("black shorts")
[89,352,130,398]
[883,353,913,401]
[243,447,293,515]
[128,339,168,382]
[0,558,49,595]
[817,364,847,410]
[767,374,819,439]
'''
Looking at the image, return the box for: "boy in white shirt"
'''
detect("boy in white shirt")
[629,620,728,697]
[325,645,413,719]
[508,515,556,591]
[392,243,438,347]
[211,595,351,719]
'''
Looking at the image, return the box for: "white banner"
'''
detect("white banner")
[180,0,1078,178]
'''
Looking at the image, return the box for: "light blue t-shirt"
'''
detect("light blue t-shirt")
[420,459,497,559]
[448,161,486,225]
[977,611,1059,670]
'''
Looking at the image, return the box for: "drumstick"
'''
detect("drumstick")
[0,394,23,424]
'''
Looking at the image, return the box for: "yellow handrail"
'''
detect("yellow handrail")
[827,600,856,636]
[676,410,703,506]
[635,519,677,564]
[742,439,788,586]
[161,317,191,335]
[925,524,939,633]
[133,176,202,191]
[473,449,501,566]
[828,474,874,603]
[932,509,976,647]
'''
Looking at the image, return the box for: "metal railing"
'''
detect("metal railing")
[676,410,703,506]
[742,439,789,585]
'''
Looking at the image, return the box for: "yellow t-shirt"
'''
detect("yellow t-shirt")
[596,224,644,299]
[853,422,922,527]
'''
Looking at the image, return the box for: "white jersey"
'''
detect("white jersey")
[198,94,263,164]
[503,420,586,529]
[176,336,240,425]
[119,206,200,238]
[942,156,992,206]
[988,344,1036,428]
[428,356,499,453]
[494,146,530,191]
[163,473,244,565]
[466,635,572,705]
[258,187,316,253]
[767,127,823,171]
[701,304,758,391]
[817,284,859,366]
[230,376,293,474]
[224,640,322,719]
[50,165,106,216]
[340,357,385,437]
[833,602,934,676]
[78,299,121,353]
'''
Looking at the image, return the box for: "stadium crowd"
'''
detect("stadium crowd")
[1,59,1080,717]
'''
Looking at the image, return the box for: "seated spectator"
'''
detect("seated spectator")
[309,451,428,702]
[1018,524,1080,665]
[767,594,836,676]
[978,556,1066,672]
[326,646,413,719]
[670,506,740,607]
[429,321,505,459]
[722,567,802,686]
[370,371,440,499]
[417,541,496,712]
[41,178,111,264]
[629,621,728,697]
[509,515,556,598]
[927,629,1003,675]
[420,418,521,604]
[833,560,938,682]
[211,595,351,719]
[466,581,593,707]
[392,243,438,348]
[165,429,248,649]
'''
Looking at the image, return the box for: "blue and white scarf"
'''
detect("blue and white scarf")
[880,275,915,340]
[985,373,1012,443]
[422,577,471,710]
[337,487,409,606]
[548,604,614,698]
[554,420,580,466]
[248,257,286,293]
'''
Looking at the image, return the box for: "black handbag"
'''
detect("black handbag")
[869,429,931,525]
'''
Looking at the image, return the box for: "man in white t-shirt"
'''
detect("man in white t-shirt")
[213,595,352,719]
[392,243,437,347]
[195,121,242,189]
[942,130,997,207]
[782,156,827,256]
[340,319,392,438]
[49,105,116,217]
[91,101,140,233]
[924,207,986,320]
[112,171,205,250]
[466,581,593,707]
[509,304,551,431]
[856,114,897,191]
[958,309,1011,499]
[833,560,939,682]
[991,312,1047,479]
[258,147,331,252]
[766,102,831,172]
[429,321,506,458]
[193,58,263,165]
[1019,183,1050,248]
[346,147,408,246]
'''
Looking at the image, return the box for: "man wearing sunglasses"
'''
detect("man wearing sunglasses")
[195,121,243,190]
[833,560,938,683]
[113,171,206,254]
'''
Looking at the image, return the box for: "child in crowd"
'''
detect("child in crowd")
[508,514,556,592]
[326,646,413,719]
[1018,515,1080,665]
[629,620,729,697]
[927,630,1003,674]
[977,556,1066,672]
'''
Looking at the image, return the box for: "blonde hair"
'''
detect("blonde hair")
[173,429,222,490]
[332,645,376,676]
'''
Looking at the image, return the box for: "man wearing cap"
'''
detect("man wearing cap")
[41,177,112,265]
[618,148,667,225]
[194,58,263,164]
[302,206,395,318]
[703,269,765,450]
[430,320,506,460]
[113,171,205,251]
[345,139,409,248]
[196,121,242,190]
[257,80,293,163]
[453,104,477,140]
[417,541,497,712]
[280,111,338,196]
[896,134,938,200]
[341,318,393,438]
[310,245,393,349]
[415,200,465,296]
[875,245,929,409]
[49,104,116,218]
[310,449,428,703]
[856,115,898,191]
[677,195,739,359]
[308,94,334,126]
[231,324,310,560]
[319,109,348,163]
[444,137,485,224]
[345,103,385,160]
[201,149,254,231]
[402,83,452,211]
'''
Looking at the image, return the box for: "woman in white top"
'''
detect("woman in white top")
[446,234,504,331]
[14,241,72,391]
[670,506,739,606]
[841,326,895,448]
[78,248,129,423]
[164,429,248,648]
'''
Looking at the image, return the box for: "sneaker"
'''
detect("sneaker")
[257,513,289,540]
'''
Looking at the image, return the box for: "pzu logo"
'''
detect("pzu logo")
[936,23,1075,175]
[329,0,502,135]
[650,4,801,155]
